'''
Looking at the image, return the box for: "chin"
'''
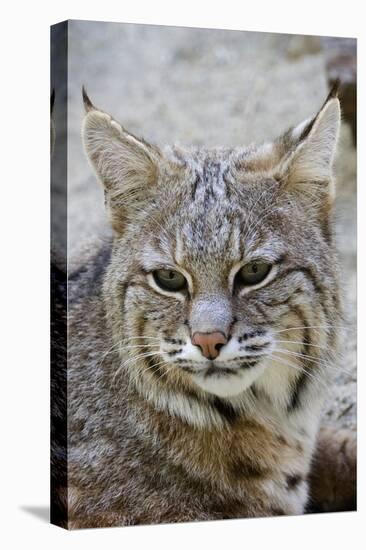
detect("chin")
[191,364,267,398]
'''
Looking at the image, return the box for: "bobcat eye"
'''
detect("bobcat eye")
[153,269,187,292]
[237,261,272,286]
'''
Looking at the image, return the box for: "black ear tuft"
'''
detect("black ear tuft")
[325,78,341,103]
[82,86,96,113]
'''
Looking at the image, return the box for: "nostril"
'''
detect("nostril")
[215,343,224,352]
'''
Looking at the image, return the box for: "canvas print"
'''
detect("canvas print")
[50,21,357,529]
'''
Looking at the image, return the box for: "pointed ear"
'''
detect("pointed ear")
[81,88,162,232]
[277,85,341,202]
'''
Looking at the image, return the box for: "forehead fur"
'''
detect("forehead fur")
[134,145,297,276]
[160,143,285,226]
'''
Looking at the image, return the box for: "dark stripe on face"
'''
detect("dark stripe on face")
[287,266,324,296]
[180,365,195,373]
[292,305,311,355]
[289,371,307,411]
[278,265,334,325]
[146,356,165,378]
[244,343,270,352]
[239,360,258,369]
[222,167,236,203]
[261,289,303,308]
[238,329,266,342]
[191,172,200,201]
[256,304,271,323]
[166,349,182,356]
[287,306,313,412]
[163,337,185,345]
[120,281,132,323]
[264,265,323,298]
[320,216,333,245]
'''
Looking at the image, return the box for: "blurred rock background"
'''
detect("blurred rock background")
[65,21,356,430]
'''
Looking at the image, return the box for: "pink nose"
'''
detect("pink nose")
[192,332,228,360]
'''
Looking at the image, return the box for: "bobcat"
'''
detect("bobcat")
[53,84,356,528]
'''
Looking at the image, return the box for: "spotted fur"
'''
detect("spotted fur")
[57,86,356,529]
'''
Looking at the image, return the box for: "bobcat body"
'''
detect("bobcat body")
[59,86,356,528]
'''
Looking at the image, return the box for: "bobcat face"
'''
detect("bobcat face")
[107,156,336,399]
[120,167,294,398]
[82,87,341,401]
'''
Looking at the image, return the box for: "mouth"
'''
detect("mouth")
[192,358,260,378]
[185,357,267,398]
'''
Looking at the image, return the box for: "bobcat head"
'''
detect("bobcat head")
[82,85,341,406]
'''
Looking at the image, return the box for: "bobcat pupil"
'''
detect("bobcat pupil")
[237,261,272,286]
[153,269,187,291]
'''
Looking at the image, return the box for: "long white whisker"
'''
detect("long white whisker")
[275,339,327,350]
[272,325,349,335]
[128,358,169,386]
[97,340,161,369]
[121,351,162,368]
[123,336,161,340]
[273,348,329,368]
[112,351,162,383]
[274,348,354,375]
[120,344,161,349]
[157,362,178,380]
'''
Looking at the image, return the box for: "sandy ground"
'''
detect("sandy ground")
[65,21,356,430]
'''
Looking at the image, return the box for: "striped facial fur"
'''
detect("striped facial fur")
[82,86,341,421]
